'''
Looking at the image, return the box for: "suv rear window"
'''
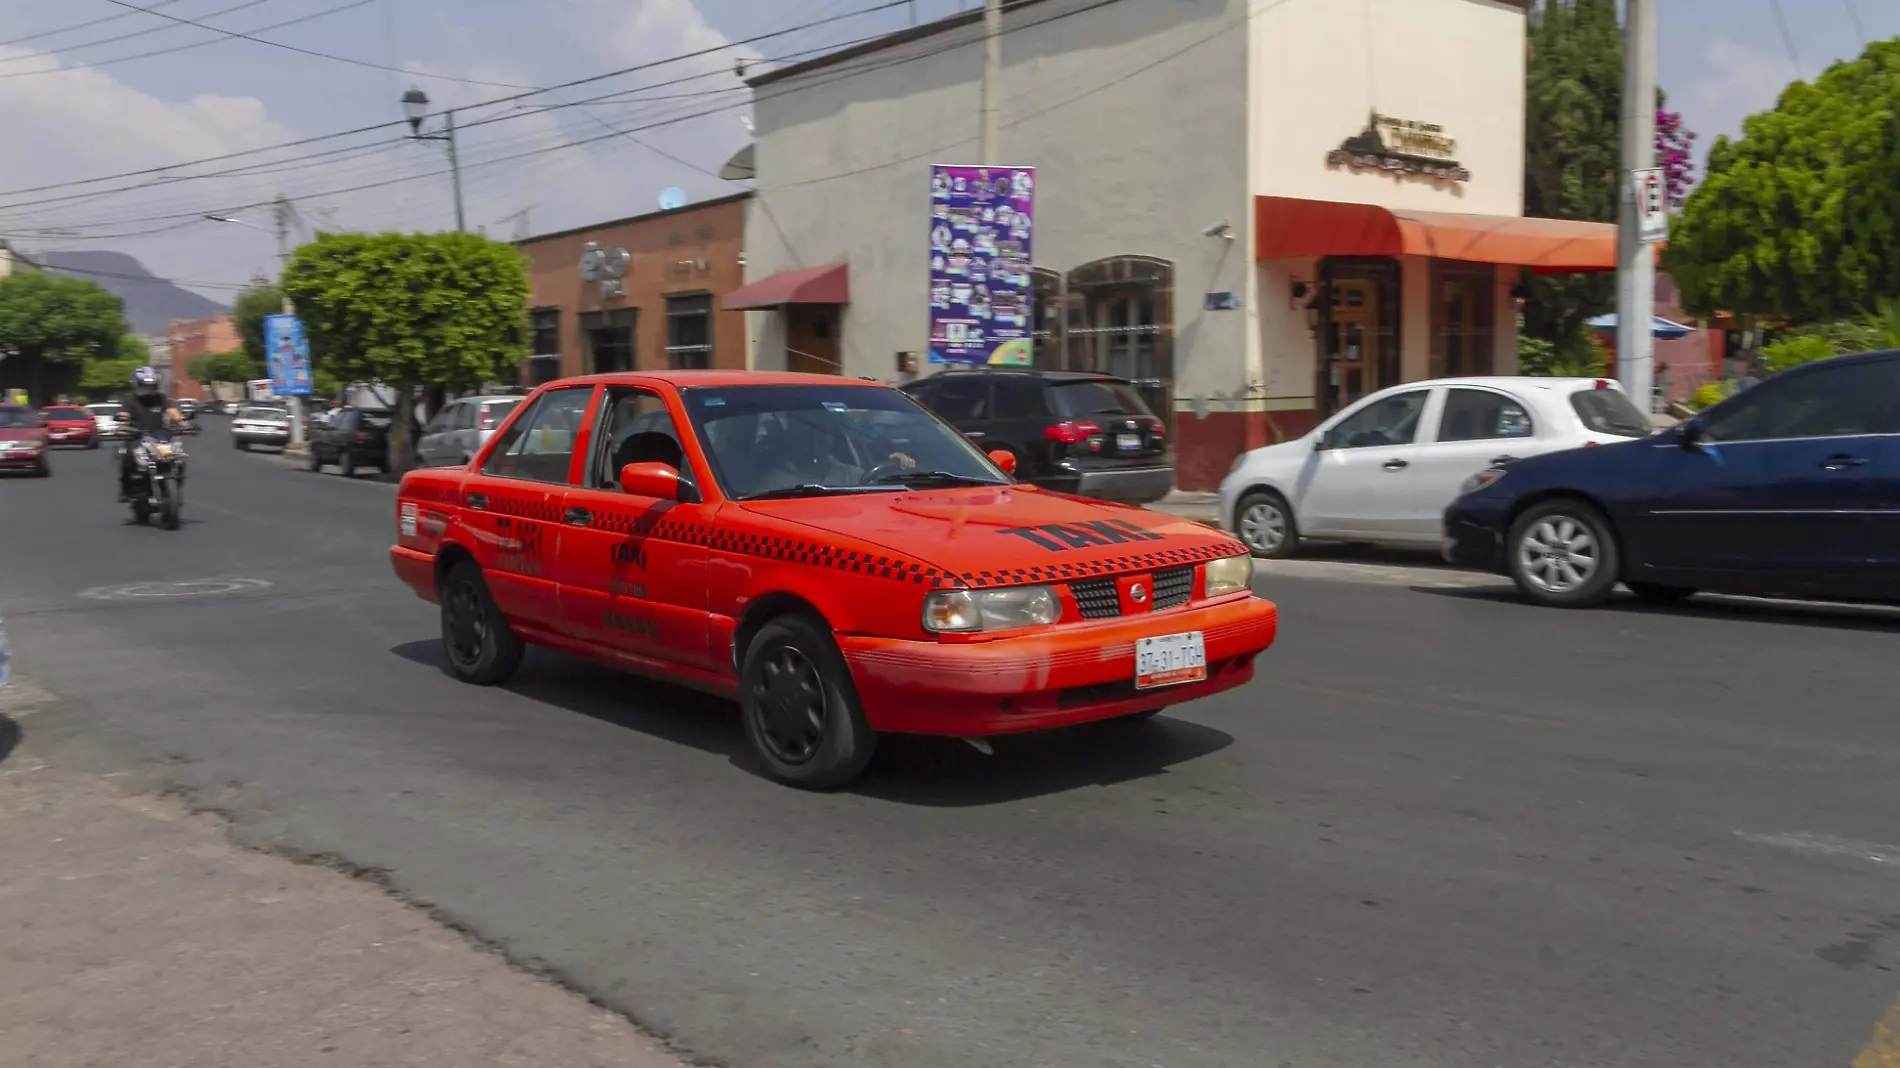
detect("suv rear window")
[1568,387,1652,437]
[1049,379,1155,419]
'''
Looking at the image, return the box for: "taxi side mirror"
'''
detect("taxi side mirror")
[987,449,1017,475]
[619,461,702,503]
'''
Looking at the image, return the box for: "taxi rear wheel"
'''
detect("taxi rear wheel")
[741,615,875,790]
[439,561,524,686]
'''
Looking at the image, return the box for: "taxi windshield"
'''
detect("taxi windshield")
[681,384,1006,500]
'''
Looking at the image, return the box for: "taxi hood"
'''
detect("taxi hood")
[739,485,1245,585]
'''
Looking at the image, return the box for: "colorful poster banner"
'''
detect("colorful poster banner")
[263,314,314,396]
[928,164,1035,365]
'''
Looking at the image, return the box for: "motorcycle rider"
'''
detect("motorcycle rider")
[115,366,185,501]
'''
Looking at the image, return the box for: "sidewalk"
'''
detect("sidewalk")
[0,704,686,1068]
[1148,491,1220,525]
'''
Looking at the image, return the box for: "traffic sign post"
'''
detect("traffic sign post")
[1634,166,1667,244]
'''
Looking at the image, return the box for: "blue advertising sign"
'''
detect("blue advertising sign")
[929,164,1035,365]
[263,313,314,396]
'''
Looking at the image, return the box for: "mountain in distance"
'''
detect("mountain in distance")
[35,250,230,336]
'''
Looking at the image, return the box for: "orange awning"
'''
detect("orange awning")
[1255,196,1628,273]
[722,263,849,311]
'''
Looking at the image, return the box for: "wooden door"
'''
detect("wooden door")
[1329,280,1381,411]
[785,305,841,375]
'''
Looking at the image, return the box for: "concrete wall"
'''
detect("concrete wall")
[746,0,1252,403]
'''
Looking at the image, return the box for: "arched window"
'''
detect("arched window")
[1064,256,1175,427]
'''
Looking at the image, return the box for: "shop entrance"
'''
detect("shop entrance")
[785,305,842,375]
[1317,258,1400,417]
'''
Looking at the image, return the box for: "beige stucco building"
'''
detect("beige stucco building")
[731,0,1617,489]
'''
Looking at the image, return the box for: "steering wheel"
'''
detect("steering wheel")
[863,456,911,483]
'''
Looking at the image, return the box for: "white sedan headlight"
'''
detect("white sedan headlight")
[1203,554,1255,597]
[922,586,1060,633]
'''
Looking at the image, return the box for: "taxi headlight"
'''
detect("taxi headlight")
[922,586,1060,633]
[1203,554,1255,597]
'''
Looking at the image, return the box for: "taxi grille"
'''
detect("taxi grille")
[1069,565,1195,619]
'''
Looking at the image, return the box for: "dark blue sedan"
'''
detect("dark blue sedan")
[1443,349,1900,607]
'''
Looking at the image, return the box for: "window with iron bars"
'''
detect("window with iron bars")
[665,293,714,370]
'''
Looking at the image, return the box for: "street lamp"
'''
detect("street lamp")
[204,210,304,446]
[400,86,466,233]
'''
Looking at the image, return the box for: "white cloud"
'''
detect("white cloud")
[1689,36,1799,145]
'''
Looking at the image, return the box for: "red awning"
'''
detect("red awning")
[722,264,849,310]
[1255,196,1629,273]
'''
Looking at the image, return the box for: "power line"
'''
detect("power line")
[0,0,911,200]
[1843,0,1866,45]
[0,0,274,67]
[0,0,378,81]
[0,0,188,48]
[1766,0,1803,79]
[95,0,533,89]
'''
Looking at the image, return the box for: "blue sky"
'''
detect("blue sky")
[0,0,1888,303]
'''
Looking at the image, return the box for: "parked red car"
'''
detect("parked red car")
[0,404,50,476]
[37,405,99,449]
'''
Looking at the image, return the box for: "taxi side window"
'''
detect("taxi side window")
[482,386,592,484]
[593,388,686,489]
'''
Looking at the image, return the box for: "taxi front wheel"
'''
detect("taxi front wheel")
[740,615,876,790]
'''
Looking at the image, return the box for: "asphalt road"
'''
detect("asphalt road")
[2,423,1897,1068]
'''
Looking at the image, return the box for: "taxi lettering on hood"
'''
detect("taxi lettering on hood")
[996,518,1167,552]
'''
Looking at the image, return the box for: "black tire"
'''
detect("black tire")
[1234,489,1298,559]
[438,561,524,686]
[86,439,99,450]
[1627,581,1696,605]
[1505,498,1621,608]
[307,446,322,472]
[740,614,876,790]
[158,482,181,530]
[235,439,247,451]
[33,458,49,478]
[339,451,356,478]
[131,500,151,524]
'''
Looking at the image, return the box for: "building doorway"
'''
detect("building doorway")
[785,304,841,375]
[1064,256,1175,431]
[581,308,637,374]
[1431,262,1495,379]
[1316,258,1400,416]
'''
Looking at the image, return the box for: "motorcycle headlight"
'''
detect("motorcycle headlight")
[1459,467,1507,496]
[922,586,1060,633]
[1203,554,1255,597]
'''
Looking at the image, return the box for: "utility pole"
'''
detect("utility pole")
[273,193,306,447]
[1615,0,1658,413]
[445,109,466,233]
[978,0,1002,164]
[401,87,466,233]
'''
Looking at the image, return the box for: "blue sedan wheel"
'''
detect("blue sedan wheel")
[1506,499,1621,608]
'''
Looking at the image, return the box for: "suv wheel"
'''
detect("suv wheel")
[1235,490,1297,559]
[1506,498,1621,608]
[740,615,876,790]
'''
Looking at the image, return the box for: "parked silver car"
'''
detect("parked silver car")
[416,395,523,467]
[230,405,292,451]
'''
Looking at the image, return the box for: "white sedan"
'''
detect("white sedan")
[1218,376,1656,557]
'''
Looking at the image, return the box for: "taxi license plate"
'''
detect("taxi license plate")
[1135,631,1206,690]
[1116,432,1141,451]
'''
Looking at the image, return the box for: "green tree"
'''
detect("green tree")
[1760,333,1834,373]
[282,231,530,471]
[77,335,153,399]
[1665,38,1900,321]
[189,349,261,388]
[0,271,125,404]
[233,284,285,370]
[1517,327,1610,377]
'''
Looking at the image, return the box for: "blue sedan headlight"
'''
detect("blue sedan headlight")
[1459,467,1508,496]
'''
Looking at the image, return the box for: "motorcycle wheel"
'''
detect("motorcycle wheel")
[158,481,181,531]
[131,499,151,524]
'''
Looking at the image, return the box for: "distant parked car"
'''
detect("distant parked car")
[307,406,392,477]
[230,405,292,451]
[1219,376,1656,558]
[416,394,523,468]
[0,403,50,477]
[37,405,99,449]
[900,368,1173,504]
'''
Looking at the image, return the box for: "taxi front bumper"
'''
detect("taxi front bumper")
[839,594,1278,735]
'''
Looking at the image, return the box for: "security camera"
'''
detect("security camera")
[1201,220,1234,239]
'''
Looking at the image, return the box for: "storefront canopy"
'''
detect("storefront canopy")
[1255,196,1624,273]
[722,264,850,311]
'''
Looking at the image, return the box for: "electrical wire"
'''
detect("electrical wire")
[0,0,378,81]
[0,0,189,49]
[0,0,274,67]
[1766,0,1803,80]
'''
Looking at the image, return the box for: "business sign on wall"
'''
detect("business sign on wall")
[1327,110,1471,183]
[928,164,1036,365]
[263,314,313,396]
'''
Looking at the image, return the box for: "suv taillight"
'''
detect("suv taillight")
[1044,420,1102,445]
[479,408,494,431]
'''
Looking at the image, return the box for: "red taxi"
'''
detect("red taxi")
[0,404,50,476]
[37,405,99,449]
[390,373,1279,788]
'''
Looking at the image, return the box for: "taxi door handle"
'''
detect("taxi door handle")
[466,492,488,510]
[1382,459,1409,471]
[564,506,594,526]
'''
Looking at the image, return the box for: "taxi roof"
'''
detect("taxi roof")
[550,370,890,390]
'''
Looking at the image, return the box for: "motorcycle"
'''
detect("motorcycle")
[128,428,187,530]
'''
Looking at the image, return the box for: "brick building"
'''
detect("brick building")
[516,193,751,383]
[166,315,241,402]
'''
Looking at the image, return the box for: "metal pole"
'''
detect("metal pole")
[1615,0,1657,410]
[446,108,466,233]
[979,0,1002,165]
[273,195,306,448]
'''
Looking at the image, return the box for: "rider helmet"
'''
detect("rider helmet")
[130,366,159,392]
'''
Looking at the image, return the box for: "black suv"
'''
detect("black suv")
[901,369,1173,504]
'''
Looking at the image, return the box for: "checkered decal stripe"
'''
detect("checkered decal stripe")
[481,494,563,523]
[949,540,1243,589]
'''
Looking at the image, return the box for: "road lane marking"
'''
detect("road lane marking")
[1855,994,1900,1068]
[79,577,273,601]
[1734,831,1900,868]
